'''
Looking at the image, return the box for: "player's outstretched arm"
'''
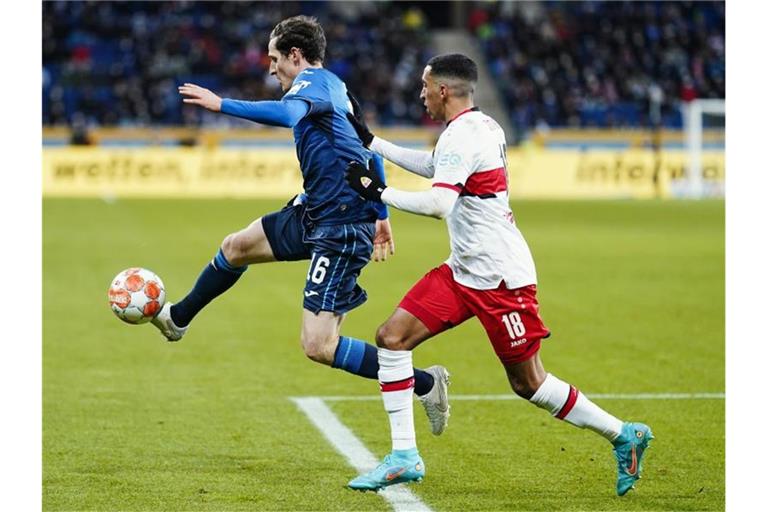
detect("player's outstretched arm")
[178,83,222,112]
[179,83,309,128]
[380,186,458,220]
[370,137,435,178]
[345,161,457,219]
[346,93,434,178]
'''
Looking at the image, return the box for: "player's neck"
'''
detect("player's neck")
[298,61,323,73]
[444,100,475,124]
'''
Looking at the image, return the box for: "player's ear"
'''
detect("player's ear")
[290,47,302,64]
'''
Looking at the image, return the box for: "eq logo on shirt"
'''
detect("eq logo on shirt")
[438,152,462,167]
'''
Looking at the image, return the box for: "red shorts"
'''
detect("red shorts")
[399,264,550,365]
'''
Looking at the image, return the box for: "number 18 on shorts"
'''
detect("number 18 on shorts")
[399,264,551,364]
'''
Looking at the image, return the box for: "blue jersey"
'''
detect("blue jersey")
[283,68,379,226]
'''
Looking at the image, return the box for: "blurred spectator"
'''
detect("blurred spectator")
[69,112,92,145]
[42,1,433,128]
[468,0,725,132]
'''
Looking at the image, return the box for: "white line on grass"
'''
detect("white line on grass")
[291,392,722,510]
[291,397,433,512]
[310,392,725,402]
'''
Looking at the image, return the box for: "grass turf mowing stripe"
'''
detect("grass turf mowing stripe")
[291,397,433,512]
[306,392,725,402]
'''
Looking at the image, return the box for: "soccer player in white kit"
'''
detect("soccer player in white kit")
[344,54,653,496]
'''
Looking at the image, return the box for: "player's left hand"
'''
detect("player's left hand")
[179,83,223,112]
[345,161,386,202]
[373,219,395,262]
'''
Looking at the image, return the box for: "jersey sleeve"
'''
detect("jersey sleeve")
[220,98,309,128]
[282,70,334,116]
[431,126,475,193]
[370,153,389,220]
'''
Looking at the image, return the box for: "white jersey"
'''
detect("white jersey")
[431,108,537,290]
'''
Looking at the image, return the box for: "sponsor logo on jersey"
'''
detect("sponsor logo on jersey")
[510,337,528,348]
[286,80,312,96]
[438,152,462,167]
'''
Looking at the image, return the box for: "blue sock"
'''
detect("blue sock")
[332,336,378,379]
[332,337,436,395]
[414,368,434,397]
[170,249,247,327]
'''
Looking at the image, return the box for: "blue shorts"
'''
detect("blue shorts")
[261,204,375,314]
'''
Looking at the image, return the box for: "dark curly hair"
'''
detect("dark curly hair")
[270,15,326,64]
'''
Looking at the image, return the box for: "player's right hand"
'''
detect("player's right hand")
[346,92,374,147]
[179,83,223,112]
[373,218,395,262]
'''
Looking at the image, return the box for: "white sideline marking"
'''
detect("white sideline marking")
[291,392,723,510]
[311,392,725,402]
[291,397,433,512]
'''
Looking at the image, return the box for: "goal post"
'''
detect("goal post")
[680,99,726,198]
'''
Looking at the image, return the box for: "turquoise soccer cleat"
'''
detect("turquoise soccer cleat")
[612,422,654,496]
[348,449,425,491]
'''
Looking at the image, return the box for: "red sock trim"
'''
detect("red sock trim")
[555,385,579,420]
[380,377,415,392]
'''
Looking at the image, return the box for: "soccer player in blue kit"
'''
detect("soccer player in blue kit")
[161,15,450,434]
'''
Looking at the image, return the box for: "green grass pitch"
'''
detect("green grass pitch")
[43,198,724,511]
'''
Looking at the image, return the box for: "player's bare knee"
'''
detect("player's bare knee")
[220,233,237,260]
[507,372,539,399]
[375,323,409,350]
[512,382,536,400]
[301,333,333,365]
[221,232,248,267]
[301,338,325,363]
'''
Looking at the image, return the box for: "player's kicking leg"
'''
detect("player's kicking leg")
[508,353,654,496]
[151,210,281,342]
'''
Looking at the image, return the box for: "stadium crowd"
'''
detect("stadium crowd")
[467,1,725,131]
[42,1,432,128]
[43,1,725,134]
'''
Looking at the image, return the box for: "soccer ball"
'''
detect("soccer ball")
[108,268,166,324]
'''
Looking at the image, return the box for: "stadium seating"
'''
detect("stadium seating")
[42,1,433,127]
[467,1,724,132]
[43,1,725,133]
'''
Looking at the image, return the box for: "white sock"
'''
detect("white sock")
[378,348,416,451]
[529,373,624,441]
